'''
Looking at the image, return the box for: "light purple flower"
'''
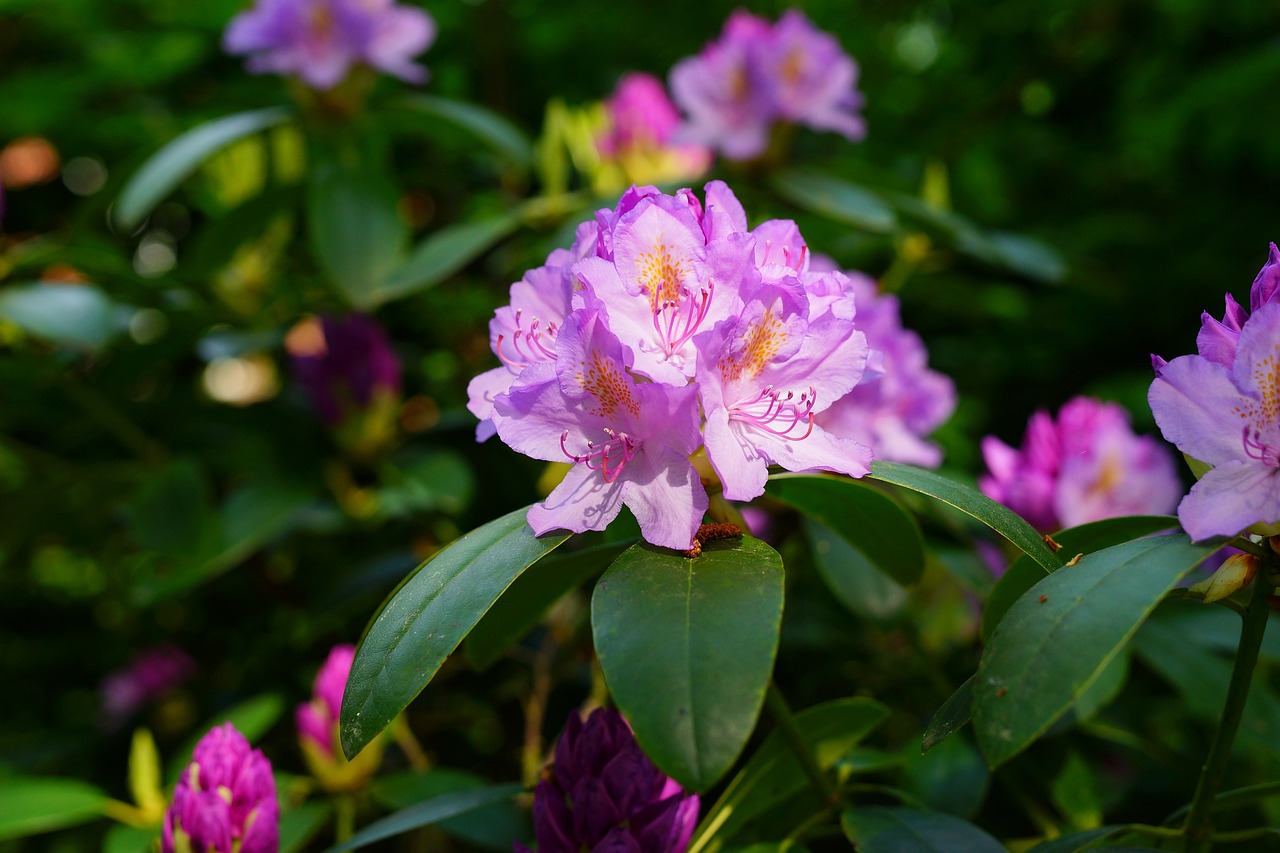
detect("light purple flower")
[296,644,353,759]
[290,314,401,426]
[813,271,955,466]
[981,396,1182,533]
[493,309,707,550]
[1196,242,1280,367]
[224,0,436,91]
[100,645,196,727]
[514,708,699,853]
[163,723,278,853]
[670,9,864,160]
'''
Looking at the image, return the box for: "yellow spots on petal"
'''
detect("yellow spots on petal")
[572,353,640,418]
[309,5,334,36]
[637,243,687,308]
[780,49,804,86]
[1240,350,1280,429]
[718,311,787,383]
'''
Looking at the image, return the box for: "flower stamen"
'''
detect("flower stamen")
[730,386,816,441]
[561,428,640,483]
[1243,425,1280,468]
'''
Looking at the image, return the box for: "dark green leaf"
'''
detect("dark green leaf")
[986,231,1067,284]
[104,825,159,853]
[341,507,569,759]
[923,676,974,754]
[0,283,128,350]
[466,540,631,671]
[326,784,523,853]
[115,107,292,231]
[973,534,1217,767]
[841,807,1004,852]
[166,693,285,782]
[130,459,213,559]
[869,461,1062,573]
[1071,650,1129,724]
[0,778,108,841]
[1024,827,1123,853]
[1050,751,1102,832]
[375,213,522,305]
[690,698,889,853]
[902,735,988,819]
[394,95,533,168]
[770,169,898,233]
[372,770,527,850]
[768,474,924,587]
[803,519,907,620]
[279,802,332,853]
[592,536,784,791]
[982,516,1177,641]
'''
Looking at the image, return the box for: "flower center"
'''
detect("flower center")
[496,308,559,370]
[1243,425,1280,468]
[730,385,816,441]
[650,277,714,356]
[561,429,638,483]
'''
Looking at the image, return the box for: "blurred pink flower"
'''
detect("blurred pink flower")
[100,645,195,727]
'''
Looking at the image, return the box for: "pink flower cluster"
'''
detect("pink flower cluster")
[670,10,865,160]
[470,182,887,550]
[980,396,1181,534]
[163,723,278,853]
[1149,243,1280,540]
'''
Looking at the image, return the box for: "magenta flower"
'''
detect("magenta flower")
[296,644,353,759]
[596,74,714,189]
[493,309,707,550]
[515,708,698,853]
[813,271,955,466]
[981,396,1182,534]
[163,723,278,853]
[100,645,195,727]
[290,314,401,426]
[670,9,864,160]
[224,0,436,91]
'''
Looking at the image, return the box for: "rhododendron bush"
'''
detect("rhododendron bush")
[4,3,1280,853]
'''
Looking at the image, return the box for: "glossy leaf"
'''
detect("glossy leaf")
[466,539,631,670]
[690,698,889,853]
[395,94,534,168]
[326,784,523,853]
[279,802,333,853]
[841,807,1004,853]
[115,107,292,231]
[768,474,924,586]
[341,507,569,758]
[592,536,785,791]
[1024,828,1123,853]
[982,515,1177,641]
[923,675,974,754]
[0,283,128,350]
[0,778,108,841]
[973,534,1217,767]
[770,169,897,233]
[869,461,1062,572]
[374,213,522,305]
[902,735,988,819]
[803,519,907,621]
[372,770,527,850]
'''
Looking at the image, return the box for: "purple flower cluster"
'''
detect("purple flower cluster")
[224,0,436,91]
[516,708,698,853]
[100,645,195,727]
[812,269,955,467]
[670,10,865,160]
[163,723,278,853]
[1149,243,1280,540]
[596,74,713,188]
[468,182,873,550]
[290,314,402,426]
[980,396,1181,534]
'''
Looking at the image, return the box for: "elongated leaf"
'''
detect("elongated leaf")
[770,169,897,233]
[1024,827,1123,853]
[690,698,888,853]
[592,536,784,791]
[804,519,907,620]
[372,770,527,850]
[115,107,292,230]
[0,778,108,841]
[0,283,128,349]
[869,462,1062,573]
[326,784,523,853]
[842,808,1004,853]
[166,693,285,782]
[374,213,522,305]
[923,675,974,753]
[279,802,332,853]
[341,507,569,758]
[395,95,533,168]
[973,534,1218,767]
[982,516,1178,641]
[902,735,988,819]
[466,540,632,670]
[104,825,159,853]
[768,474,923,586]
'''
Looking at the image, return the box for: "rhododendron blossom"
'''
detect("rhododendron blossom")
[163,723,277,853]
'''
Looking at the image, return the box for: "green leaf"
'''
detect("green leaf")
[279,802,333,853]
[986,231,1067,284]
[374,213,522,305]
[104,824,159,853]
[1024,827,1124,853]
[1050,751,1102,831]
[770,169,898,234]
[690,698,889,853]
[982,516,1177,641]
[869,461,1062,573]
[130,460,214,560]
[841,807,1004,852]
[973,534,1218,767]
[325,785,523,853]
[592,536,785,791]
[372,770,527,850]
[166,693,285,782]
[1071,650,1129,724]
[307,150,408,310]
[767,474,924,587]
[466,540,631,671]
[0,283,128,350]
[0,778,108,841]
[901,735,988,819]
[803,519,907,620]
[394,95,533,168]
[341,507,569,759]
[115,107,293,231]
[923,676,974,754]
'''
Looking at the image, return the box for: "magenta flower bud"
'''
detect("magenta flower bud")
[515,709,698,853]
[296,644,383,791]
[289,314,402,426]
[100,645,196,727]
[163,723,278,853]
[596,74,713,188]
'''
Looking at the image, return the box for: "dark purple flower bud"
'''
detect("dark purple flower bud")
[519,708,698,853]
[1251,242,1280,312]
[163,723,278,853]
[289,314,401,426]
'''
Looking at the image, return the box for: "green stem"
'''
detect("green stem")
[764,682,838,806]
[1182,575,1273,852]
[334,794,356,844]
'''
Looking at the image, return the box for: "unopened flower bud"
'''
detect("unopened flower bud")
[163,723,277,853]
[1191,553,1259,604]
[296,644,383,792]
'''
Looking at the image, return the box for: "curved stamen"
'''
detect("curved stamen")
[495,335,528,370]
[650,277,715,357]
[730,386,817,442]
[1243,425,1280,467]
[561,428,640,483]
